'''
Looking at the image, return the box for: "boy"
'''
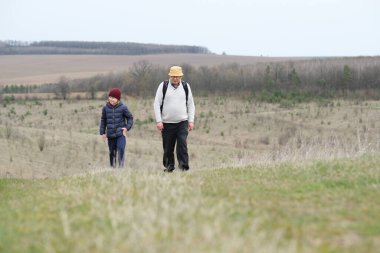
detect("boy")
[100,88,133,168]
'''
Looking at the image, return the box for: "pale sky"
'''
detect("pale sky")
[0,0,379,56]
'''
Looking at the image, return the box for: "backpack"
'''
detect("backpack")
[160,80,189,113]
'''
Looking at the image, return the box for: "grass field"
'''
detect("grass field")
[1,97,379,178]
[1,154,379,252]
[0,97,379,252]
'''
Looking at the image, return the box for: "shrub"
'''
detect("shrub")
[38,132,46,151]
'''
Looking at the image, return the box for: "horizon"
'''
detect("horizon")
[1,39,379,58]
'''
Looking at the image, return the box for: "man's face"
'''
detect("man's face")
[170,76,181,85]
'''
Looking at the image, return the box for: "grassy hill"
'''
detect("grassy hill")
[1,155,379,252]
[1,97,379,252]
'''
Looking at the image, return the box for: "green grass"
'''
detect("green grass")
[1,154,379,253]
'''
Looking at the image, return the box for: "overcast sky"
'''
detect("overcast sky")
[0,0,379,56]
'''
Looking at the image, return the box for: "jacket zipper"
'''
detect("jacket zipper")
[113,107,116,137]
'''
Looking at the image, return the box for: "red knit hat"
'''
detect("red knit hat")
[108,88,121,100]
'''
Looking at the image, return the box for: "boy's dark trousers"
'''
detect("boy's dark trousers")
[162,120,189,171]
[108,135,126,168]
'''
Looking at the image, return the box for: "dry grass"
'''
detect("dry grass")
[0,97,379,178]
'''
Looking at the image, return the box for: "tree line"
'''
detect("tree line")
[0,40,211,55]
[2,57,380,102]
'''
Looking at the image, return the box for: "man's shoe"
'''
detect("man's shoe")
[179,165,189,172]
[164,166,175,173]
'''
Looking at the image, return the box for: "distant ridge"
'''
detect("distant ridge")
[0,40,211,55]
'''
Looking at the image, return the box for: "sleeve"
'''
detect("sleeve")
[123,105,134,131]
[153,82,164,123]
[186,84,195,123]
[99,106,107,135]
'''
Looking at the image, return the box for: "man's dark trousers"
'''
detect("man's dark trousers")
[162,120,189,171]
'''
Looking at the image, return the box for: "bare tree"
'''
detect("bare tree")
[129,61,153,95]
[56,76,70,100]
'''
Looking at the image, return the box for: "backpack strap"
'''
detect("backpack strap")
[182,80,189,105]
[160,80,189,114]
[160,80,169,113]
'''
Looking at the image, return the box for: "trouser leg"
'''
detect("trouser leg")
[108,138,117,168]
[176,121,189,170]
[162,123,176,170]
[116,135,126,168]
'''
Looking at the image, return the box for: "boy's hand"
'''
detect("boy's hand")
[102,134,107,142]
[122,128,127,137]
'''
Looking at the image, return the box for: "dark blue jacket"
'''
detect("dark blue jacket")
[100,102,133,139]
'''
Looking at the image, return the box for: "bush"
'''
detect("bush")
[38,132,46,151]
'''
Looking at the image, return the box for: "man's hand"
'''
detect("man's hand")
[102,134,107,142]
[188,122,194,131]
[156,122,164,131]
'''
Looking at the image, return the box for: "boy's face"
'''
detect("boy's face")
[109,96,118,106]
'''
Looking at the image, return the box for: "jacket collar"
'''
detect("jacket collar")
[107,101,122,108]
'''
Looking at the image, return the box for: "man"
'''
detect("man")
[153,66,195,172]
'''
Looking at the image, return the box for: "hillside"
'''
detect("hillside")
[1,80,379,252]
[0,40,211,55]
[0,54,300,86]
[1,97,379,178]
